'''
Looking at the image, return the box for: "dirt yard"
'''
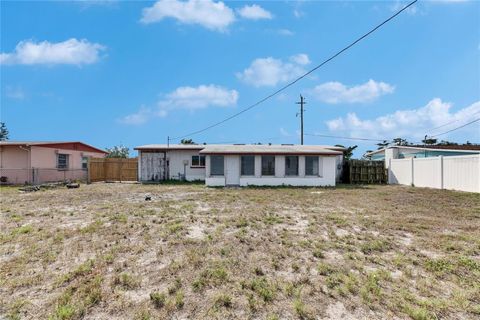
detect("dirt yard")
[1,183,479,320]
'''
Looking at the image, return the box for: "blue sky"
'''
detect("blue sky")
[1,0,479,157]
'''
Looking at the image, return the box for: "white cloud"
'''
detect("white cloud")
[160,84,238,110]
[0,38,105,66]
[278,28,294,36]
[236,54,310,87]
[309,80,395,104]
[119,106,152,125]
[237,4,272,20]
[280,127,291,137]
[5,86,26,100]
[120,84,238,124]
[140,0,235,31]
[290,53,310,65]
[326,98,480,140]
[390,1,418,15]
[293,9,304,18]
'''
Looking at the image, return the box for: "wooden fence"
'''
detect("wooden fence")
[88,158,138,182]
[342,160,387,184]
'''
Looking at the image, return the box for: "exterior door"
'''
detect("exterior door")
[141,152,167,181]
[225,155,240,186]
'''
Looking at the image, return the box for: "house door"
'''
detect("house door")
[225,156,240,186]
[141,152,167,181]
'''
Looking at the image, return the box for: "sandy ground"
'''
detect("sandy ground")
[0,183,479,320]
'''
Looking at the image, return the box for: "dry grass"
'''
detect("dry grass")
[0,183,479,319]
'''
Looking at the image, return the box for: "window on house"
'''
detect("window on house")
[210,155,224,176]
[285,156,299,176]
[241,155,255,176]
[57,154,69,169]
[261,156,275,176]
[305,156,319,176]
[81,156,88,170]
[191,155,206,167]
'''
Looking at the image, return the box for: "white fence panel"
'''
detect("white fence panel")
[388,155,479,193]
[389,158,412,185]
[443,155,479,193]
[413,157,441,189]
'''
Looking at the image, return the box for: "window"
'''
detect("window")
[285,156,299,176]
[210,155,224,176]
[305,156,319,176]
[57,154,69,169]
[191,155,206,167]
[261,156,275,176]
[81,156,88,170]
[241,155,255,176]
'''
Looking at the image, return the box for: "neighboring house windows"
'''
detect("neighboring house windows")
[305,156,319,176]
[82,156,88,170]
[285,156,299,176]
[210,155,224,176]
[192,155,206,167]
[241,155,255,176]
[261,156,275,176]
[57,154,69,169]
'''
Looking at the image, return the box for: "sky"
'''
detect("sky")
[1,0,479,157]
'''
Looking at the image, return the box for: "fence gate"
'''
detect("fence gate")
[342,160,386,184]
[88,158,138,182]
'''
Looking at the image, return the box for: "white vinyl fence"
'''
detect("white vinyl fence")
[388,155,480,193]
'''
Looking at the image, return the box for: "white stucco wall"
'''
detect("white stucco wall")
[167,150,206,181]
[205,154,336,187]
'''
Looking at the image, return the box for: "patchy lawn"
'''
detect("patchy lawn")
[0,183,479,320]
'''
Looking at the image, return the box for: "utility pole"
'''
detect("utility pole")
[296,95,306,145]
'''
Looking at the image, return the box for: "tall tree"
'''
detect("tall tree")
[180,139,196,145]
[376,140,389,150]
[422,137,437,145]
[105,145,129,158]
[0,122,9,141]
[392,137,410,146]
[335,144,357,160]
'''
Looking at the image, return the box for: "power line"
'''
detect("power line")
[430,118,480,137]
[304,133,385,142]
[426,109,480,133]
[170,0,418,141]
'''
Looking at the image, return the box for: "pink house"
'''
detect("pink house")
[0,141,107,185]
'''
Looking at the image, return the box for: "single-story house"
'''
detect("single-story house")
[366,145,480,167]
[134,144,345,187]
[0,141,107,185]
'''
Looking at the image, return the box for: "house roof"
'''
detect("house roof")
[199,144,343,155]
[134,144,206,151]
[0,141,108,154]
[365,145,480,156]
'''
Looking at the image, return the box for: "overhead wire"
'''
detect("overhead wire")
[169,0,418,141]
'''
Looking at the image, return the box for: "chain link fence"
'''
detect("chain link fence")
[0,168,88,185]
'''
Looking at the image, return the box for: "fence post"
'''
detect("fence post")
[87,157,91,184]
[410,157,414,186]
[439,156,443,190]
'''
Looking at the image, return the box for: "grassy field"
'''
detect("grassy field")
[0,183,479,320]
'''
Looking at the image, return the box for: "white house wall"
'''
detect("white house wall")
[205,154,336,187]
[167,150,206,181]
